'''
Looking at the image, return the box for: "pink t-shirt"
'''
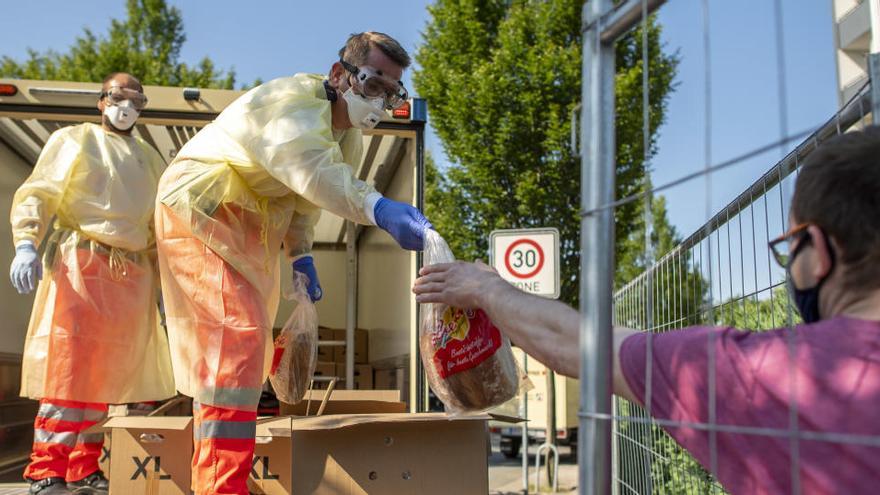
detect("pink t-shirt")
[620,317,880,495]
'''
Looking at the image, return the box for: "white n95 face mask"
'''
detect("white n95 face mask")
[104,99,140,131]
[342,88,385,130]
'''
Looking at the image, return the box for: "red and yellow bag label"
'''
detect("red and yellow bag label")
[431,307,502,378]
[269,335,287,376]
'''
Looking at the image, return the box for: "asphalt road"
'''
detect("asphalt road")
[488,433,578,494]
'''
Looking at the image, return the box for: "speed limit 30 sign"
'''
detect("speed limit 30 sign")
[490,228,560,299]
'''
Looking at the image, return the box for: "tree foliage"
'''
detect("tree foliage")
[0,0,235,89]
[718,286,800,330]
[416,0,679,305]
[613,196,709,332]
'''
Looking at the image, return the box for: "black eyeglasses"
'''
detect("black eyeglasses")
[768,223,811,267]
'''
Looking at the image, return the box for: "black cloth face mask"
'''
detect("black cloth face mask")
[786,231,835,324]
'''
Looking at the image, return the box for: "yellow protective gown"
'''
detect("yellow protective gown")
[156,73,377,410]
[11,123,176,404]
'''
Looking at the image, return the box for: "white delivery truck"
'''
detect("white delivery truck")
[491,347,580,459]
[0,78,431,479]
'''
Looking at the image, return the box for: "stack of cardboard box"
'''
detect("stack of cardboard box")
[315,327,372,390]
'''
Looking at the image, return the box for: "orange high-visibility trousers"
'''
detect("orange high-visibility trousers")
[23,399,108,482]
[156,203,275,495]
[191,402,256,495]
[156,203,276,411]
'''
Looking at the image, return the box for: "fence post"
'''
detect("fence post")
[579,0,616,493]
[522,354,529,495]
[870,0,880,124]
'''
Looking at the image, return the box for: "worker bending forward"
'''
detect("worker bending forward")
[154,32,431,494]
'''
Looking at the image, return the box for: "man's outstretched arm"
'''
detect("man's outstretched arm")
[413,261,640,403]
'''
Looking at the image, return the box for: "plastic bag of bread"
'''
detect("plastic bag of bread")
[419,229,528,414]
[269,272,318,404]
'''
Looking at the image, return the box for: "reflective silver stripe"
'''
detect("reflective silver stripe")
[83,408,107,422]
[198,420,256,440]
[37,404,82,423]
[34,429,77,447]
[196,387,262,409]
[76,432,104,444]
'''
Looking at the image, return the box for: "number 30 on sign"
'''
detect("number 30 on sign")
[490,228,560,299]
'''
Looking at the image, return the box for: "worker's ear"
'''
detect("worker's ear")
[329,62,348,90]
[97,94,105,113]
[806,225,834,280]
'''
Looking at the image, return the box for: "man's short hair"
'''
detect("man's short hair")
[792,126,880,291]
[338,32,411,70]
[101,72,143,92]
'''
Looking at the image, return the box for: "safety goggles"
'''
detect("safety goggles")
[100,86,148,111]
[768,223,812,267]
[340,60,408,110]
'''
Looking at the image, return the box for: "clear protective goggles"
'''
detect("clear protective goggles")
[101,86,148,111]
[341,60,408,110]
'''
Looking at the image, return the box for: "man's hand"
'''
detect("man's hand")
[413,260,506,309]
[293,256,322,302]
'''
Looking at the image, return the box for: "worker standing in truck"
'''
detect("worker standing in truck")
[9,72,175,495]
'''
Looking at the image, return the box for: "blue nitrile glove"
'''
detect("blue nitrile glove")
[293,256,322,302]
[373,198,434,251]
[9,242,42,295]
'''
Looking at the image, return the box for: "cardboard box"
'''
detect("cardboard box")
[149,396,193,417]
[312,361,338,390]
[252,412,506,494]
[280,390,405,416]
[317,327,337,362]
[104,416,193,495]
[335,363,373,390]
[373,368,406,390]
[332,329,369,364]
[98,432,111,475]
[91,396,193,479]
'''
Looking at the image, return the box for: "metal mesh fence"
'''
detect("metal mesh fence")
[606,57,873,495]
[609,85,873,494]
[578,0,878,493]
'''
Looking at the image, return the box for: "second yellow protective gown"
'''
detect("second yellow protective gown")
[12,123,175,404]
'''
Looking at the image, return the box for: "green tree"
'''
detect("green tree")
[719,286,800,330]
[614,196,709,331]
[0,0,235,89]
[418,7,713,491]
[415,0,679,306]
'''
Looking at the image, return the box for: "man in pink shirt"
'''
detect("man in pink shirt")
[413,127,880,494]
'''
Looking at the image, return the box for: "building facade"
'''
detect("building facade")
[831,0,878,107]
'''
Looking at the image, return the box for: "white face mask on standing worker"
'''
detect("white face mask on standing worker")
[338,59,408,130]
[101,85,147,132]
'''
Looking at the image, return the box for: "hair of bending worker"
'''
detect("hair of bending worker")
[9,72,176,495]
[154,32,433,495]
[413,127,880,494]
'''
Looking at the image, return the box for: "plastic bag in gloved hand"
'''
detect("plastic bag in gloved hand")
[269,272,318,405]
[419,230,529,414]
